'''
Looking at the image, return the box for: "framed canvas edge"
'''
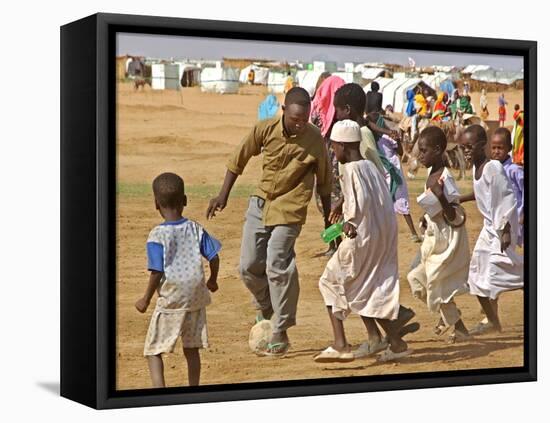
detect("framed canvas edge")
[77,12,538,409]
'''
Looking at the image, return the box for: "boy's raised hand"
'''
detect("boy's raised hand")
[135,297,150,313]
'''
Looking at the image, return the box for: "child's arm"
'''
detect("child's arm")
[206,255,220,292]
[430,178,456,222]
[199,228,222,292]
[329,197,344,224]
[500,222,512,252]
[135,271,163,313]
[459,192,475,203]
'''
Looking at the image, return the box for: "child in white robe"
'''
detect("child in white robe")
[407,127,471,343]
[461,125,524,334]
[314,120,408,363]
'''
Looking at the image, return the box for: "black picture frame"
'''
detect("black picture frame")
[60,12,537,409]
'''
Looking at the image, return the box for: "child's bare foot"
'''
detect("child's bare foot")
[470,321,502,336]
[377,339,412,362]
[448,327,472,343]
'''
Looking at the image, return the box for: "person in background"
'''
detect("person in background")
[366,81,383,114]
[512,104,524,165]
[284,71,295,94]
[310,75,347,256]
[247,68,255,85]
[498,93,508,127]
[480,88,490,120]
[431,92,448,121]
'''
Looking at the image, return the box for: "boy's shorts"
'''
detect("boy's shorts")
[143,307,208,356]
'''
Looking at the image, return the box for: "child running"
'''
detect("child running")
[330,84,419,356]
[315,120,410,363]
[461,125,524,335]
[136,172,221,387]
[490,127,524,247]
[407,127,471,343]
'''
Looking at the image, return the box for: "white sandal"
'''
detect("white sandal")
[314,346,355,363]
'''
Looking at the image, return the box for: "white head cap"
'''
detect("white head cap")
[330,119,361,143]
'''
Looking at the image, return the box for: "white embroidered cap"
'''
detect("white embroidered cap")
[330,119,361,143]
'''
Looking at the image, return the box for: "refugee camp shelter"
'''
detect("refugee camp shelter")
[470,69,524,85]
[177,63,201,87]
[239,64,270,85]
[359,67,387,81]
[200,67,240,94]
[313,61,338,73]
[151,63,180,90]
[331,72,362,84]
[461,64,492,75]
[267,72,287,94]
[295,70,325,97]
[365,77,429,113]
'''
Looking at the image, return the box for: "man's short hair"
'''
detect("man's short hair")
[284,87,311,107]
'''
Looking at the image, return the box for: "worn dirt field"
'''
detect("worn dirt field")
[116,82,524,390]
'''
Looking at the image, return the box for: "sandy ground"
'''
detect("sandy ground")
[116,82,524,390]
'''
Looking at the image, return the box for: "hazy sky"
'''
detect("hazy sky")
[117,33,523,71]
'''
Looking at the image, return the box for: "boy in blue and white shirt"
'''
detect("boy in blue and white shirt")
[135,172,221,387]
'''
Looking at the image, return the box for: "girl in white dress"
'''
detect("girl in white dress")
[461,125,524,334]
[314,120,408,363]
[408,127,471,343]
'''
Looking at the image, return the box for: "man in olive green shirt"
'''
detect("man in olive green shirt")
[207,87,332,356]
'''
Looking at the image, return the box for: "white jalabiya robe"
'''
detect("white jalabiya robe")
[408,168,470,313]
[319,160,400,320]
[468,160,524,299]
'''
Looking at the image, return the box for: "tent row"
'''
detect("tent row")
[363,76,457,114]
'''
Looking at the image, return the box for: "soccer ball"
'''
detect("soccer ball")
[248,319,272,353]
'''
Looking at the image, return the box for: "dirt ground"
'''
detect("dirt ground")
[116,82,524,390]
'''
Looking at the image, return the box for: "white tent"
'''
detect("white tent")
[200,67,239,94]
[239,65,270,85]
[267,72,287,94]
[433,65,456,72]
[331,72,362,84]
[295,70,324,97]
[174,62,201,87]
[360,67,386,80]
[392,78,422,113]
[363,77,394,93]
[313,61,337,73]
[461,64,492,74]
[365,77,423,113]
[470,69,523,85]
[421,72,453,90]
[151,63,180,90]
